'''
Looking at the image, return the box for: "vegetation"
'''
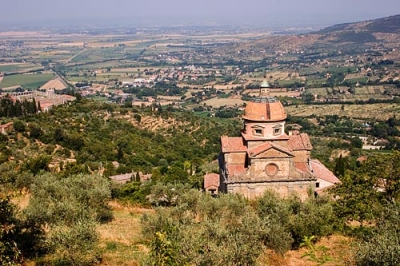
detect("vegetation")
[0,98,398,264]
[1,15,400,264]
[141,190,341,265]
[0,96,39,117]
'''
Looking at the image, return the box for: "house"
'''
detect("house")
[216,79,340,200]
[109,171,152,184]
[109,173,133,184]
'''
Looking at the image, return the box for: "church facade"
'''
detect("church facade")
[216,80,339,200]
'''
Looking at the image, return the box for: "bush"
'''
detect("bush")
[43,221,101,266]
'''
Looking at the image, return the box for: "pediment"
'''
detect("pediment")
[254,148,292,159]
[248,142,293,158]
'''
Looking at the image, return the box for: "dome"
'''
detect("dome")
[243,97,287,122]
[260,79,270,88]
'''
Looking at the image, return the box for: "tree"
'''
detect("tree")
[355,203,400,266]
[334,154,346,177]
[25,155,51,175]
[0,197,23,264]
[53,127,64,142]
[0,196,44,264]
[351,137,363,149]
[302,93,315,104]
[358,151,400,203]
[13,120,26,133]
[333,171,382,222]
[134,114,141,123]
[332,152,400,222]
[29,126,43,139]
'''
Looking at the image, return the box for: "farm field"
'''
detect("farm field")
[285,103,400,120]
[201,97,245,108]
[0,73,54,89]
[0,63,42,73]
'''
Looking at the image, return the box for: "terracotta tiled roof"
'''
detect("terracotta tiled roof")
[226,165,247,176]
[248,142,272,156]
[248,142,293,157]
[221,136,246,153]
[243,100,287,122]
[310,159,340,184]
[204,173,220,189]
[357,156,368,162]
[288,133,312,151]
[294,162,311,174]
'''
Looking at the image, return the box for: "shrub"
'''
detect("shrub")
[43,221,101,266]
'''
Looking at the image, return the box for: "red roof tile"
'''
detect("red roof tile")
[204,173,220,189]
[310,159,340,184]
[288,133,312,151]
[294,162,311,174]
[221,136,246,153]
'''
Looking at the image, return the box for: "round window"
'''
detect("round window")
[265,163,279,177]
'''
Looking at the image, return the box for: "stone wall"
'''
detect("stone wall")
[227,180,316,200]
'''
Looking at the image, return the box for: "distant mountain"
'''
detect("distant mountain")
[213,14,400,56]
[318,14,400,34]
[314,14,400,44]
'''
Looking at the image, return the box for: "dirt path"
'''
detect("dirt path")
[65,48,87,63]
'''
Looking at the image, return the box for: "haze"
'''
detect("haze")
[2,0,400,28]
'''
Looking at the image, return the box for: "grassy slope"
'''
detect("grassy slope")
[97,202,151,265]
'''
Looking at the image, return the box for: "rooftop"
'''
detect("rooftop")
[243,97,287,122]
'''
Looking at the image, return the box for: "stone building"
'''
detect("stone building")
[217,79,339,200]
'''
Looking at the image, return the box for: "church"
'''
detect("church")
[205,79,339,200]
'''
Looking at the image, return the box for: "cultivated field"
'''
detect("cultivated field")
[40,77,68,91]
[0,63,42,73]
[0,73,54,89]
[202,97,246,108]
[285,103,400,120]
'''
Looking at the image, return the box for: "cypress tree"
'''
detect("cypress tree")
[334,154,345,177]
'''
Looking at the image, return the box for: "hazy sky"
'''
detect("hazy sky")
[2,0,400,28]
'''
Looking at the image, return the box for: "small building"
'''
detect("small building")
[204,173,220,195]
[109,173,133,184]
